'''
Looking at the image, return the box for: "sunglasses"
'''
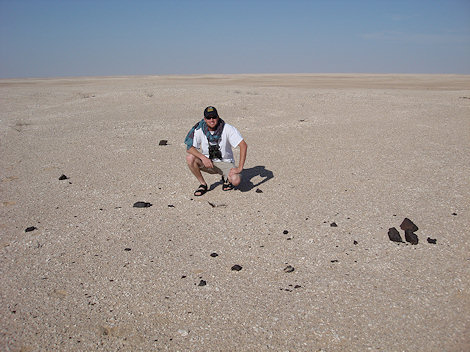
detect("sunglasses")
[205,116,218,120]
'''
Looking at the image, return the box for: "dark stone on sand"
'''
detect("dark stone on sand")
[284,265,295,273]
[168,204,174,208]
[231,264,242,271]
[294,285,301,289]
[255,188,263,193]
[133,201,152,208]
[158,140,168,145]
[330,222,338,227]
[331,260,339,263]
[388,227,403,243]
[452,212,457,216]
[353,240,358,245]
[283,230,289,234]
[25,226,37,232]
[124,248,131,251]
[400,218,418,232]
[198,280,207,286]
[59,174,69,180]
[427,237,437,244]
[405,230,419,245]
[210,253,219,257]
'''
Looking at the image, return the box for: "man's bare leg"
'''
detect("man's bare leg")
[186,153,207,186]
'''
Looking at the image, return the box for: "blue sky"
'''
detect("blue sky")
[1,0,469,78]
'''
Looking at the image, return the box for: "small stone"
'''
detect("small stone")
[427,237,437,244]
[124,248,131,251]
[284,265,295,273]
[388,227,403,243]
[353,240,358,245]
[177,329,188,337]
[294,285,301,289]
[283,230,289,234]
[400,218,418,232]
[133,201,152,208]
[231,264,242,271]
[255,188,263,193]
[452,212,457,216]
[405,230,419,245]
[158,140,168,146]
[210,253,219,257]
[168,204,174,208]
[331,260,339,263]
[198,280,206,286]
[330,222,338,227]
[25,226,37,232]
[59,174,69,180]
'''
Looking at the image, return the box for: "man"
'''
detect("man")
[184,106,247,196]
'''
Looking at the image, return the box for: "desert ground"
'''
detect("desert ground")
[1,74,469,351]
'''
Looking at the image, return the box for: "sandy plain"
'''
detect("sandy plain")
[0,74,469,351]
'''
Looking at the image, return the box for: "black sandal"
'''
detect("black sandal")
[194,184,208,196]
[222,181,234,191]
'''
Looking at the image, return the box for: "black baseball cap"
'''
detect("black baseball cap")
[204,106,218,119]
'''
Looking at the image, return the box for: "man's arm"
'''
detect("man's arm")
[230,140,247,175]
[186,146,213,168]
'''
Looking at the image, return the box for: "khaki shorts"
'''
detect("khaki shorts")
[200,161,236,179]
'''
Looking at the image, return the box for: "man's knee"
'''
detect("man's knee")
[186,153,196,165]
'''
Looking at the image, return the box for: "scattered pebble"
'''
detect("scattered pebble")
[452,212,457,216]
[427,237,437,244]
[255,188,263,193]
[159,140,168,145]
[124,248,131,251]
[353,240,358,245]
[405,229,419,245]
[283,230,289,234]
[283,265,295,273]
[133,201,152,208]
[330,222,338,227]
[331,260,339,263]
[59,174,69,180]
[25,226,37,232]
[388,227,403,243]
[400,218,418,232]
[231,264,242,271]
[210,253,219,257]
[168,204,175,208]
[198,280,207,286]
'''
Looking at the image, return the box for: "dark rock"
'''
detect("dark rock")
[198,280,207,286]
[405,230,419,245]
[168,204,174,208]
[330,222,338,227]
[452,212,457,216]
[59,174,69,180]
[231,264,242,271]
[400,218,418,232]
[353,240,358,245]
[331,260,339,263]
[388,227,403,242]
[210,253,219,257]
[133,201,152,208]
[294,285,301,289]
[427,237,437,244]
[283,230,289,234]
[124,248,131,251]
[158,140,168,145]
[25,226,37,232]
[284,265,295,273]
[255,188,263,193]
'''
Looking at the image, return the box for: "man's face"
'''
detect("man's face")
[205,115,219,130]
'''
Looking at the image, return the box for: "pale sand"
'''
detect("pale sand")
[1,74,469,351]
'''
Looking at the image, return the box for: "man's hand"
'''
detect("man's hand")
[201,155,214,169]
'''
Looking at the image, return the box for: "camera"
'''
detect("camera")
[208,144,222,160]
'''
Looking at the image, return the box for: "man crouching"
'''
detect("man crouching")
[184,106,247,196]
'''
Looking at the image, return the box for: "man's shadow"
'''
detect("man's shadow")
[238,166,274,192]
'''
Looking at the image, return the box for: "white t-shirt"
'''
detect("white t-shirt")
[192,123,243,163]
